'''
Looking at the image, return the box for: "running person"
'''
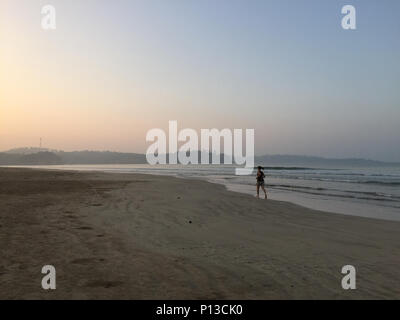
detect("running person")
[256,166,267,199]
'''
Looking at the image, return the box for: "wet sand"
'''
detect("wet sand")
[1,167,399,299]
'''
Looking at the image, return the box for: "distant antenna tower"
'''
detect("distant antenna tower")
[40,137,42,149]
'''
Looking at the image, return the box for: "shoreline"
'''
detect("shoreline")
[1,167,400,299]
[3,164,399,222]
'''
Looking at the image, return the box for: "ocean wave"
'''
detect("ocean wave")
[269,184,398,198]
[362,181,400,186]
[269,186,399,203]
[267,184,399,198]
[227,179,400,202]
[266,175,400,186]
[260,166,316,170]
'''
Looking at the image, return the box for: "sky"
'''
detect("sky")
[0,0,399,161]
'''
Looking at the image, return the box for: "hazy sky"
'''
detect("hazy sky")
[1,0,399,161]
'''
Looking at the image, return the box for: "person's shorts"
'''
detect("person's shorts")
[257,181,265,187]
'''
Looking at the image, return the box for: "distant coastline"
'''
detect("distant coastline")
[1,147,399,167]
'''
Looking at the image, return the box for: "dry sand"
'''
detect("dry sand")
[0,167,399,299]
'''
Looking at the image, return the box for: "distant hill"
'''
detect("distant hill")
[254,154,400,167]
[0,152,62,165]
[0,150,145,165]
[4,147,57,155]
[0,148,398,167]
[55,151,146,164]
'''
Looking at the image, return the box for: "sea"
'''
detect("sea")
[13,164,400,222]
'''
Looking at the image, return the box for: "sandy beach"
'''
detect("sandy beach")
[1,167,399,299]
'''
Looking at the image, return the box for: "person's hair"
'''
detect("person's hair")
[257,166,263,170]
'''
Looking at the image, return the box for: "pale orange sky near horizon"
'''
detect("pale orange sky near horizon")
[1,0,399,161]
[0,1,252,153]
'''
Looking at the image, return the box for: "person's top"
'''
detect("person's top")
[257,171,265,182]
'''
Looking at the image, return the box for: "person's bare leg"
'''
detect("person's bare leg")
[256,184,260,198]
[261,185,267,199]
